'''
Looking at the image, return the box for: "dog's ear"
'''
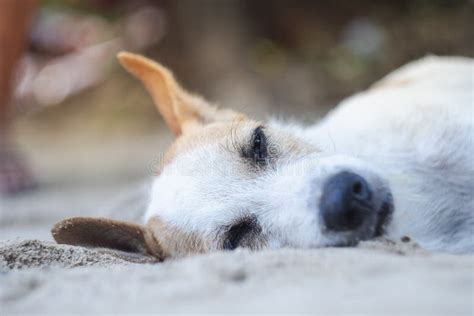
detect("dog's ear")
[52,217,165,258]
[117,51,244,135]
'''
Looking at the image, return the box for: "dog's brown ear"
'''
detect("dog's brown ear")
[117,51,244,135]
[52,217,162,257]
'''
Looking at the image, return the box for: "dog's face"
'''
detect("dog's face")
[52,52,393,260]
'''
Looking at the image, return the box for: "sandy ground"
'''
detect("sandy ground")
[1,239,473,315]
[1,92,473,315]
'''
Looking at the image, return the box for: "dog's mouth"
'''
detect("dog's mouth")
[374,192,394,237]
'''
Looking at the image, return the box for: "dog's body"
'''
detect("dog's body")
[52,54,474,258]
[305,57,474,253]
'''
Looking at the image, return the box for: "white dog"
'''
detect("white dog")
[52,53,473,258]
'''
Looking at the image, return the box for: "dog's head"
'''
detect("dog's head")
[52,52,394,260]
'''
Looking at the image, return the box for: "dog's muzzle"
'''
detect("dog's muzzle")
[319,171,393,241]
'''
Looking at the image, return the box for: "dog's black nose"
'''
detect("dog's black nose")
[320,171,373,232]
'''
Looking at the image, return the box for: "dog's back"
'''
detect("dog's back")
[309,56,474,253]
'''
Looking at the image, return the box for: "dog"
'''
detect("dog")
[52,52,474,259]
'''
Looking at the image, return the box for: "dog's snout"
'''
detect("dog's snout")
[320,171,373,232]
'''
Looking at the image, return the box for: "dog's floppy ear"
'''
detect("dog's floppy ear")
[52,217,164,258]
[117,51,244,135]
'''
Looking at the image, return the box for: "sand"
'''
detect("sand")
[1,237,473,314]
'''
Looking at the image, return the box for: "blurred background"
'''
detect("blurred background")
[1,0,473,240]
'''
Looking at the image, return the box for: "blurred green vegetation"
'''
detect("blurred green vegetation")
[31,0,474,120]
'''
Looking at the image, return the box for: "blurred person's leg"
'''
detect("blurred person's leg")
[0,0,37,194]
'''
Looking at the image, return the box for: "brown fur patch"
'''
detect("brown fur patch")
[370,78,411,90]
[146,216,210,258]
[52,217,149,254]
[118,52,246,135]
[162,119,248,167]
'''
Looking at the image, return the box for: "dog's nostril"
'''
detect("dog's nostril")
[352,181,363,195]
[319,171,373,232]
[351,179,372,201]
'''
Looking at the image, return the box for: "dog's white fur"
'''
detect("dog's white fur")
[52,55,473,257]
[142,56,473,255]
[309,56,474,252]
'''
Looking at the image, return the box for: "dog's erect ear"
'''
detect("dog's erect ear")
[52,217,164,258]
[117,51,244,135]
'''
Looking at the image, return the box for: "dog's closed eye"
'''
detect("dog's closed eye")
[223,215,261,250]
